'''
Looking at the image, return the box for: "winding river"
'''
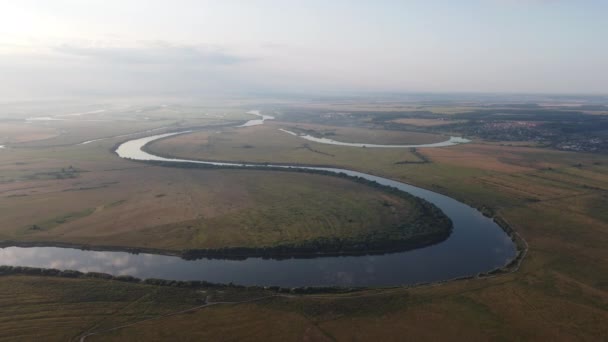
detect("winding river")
[279,129,471,148]
[1,114,517,287]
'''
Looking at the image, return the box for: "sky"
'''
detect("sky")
[0,0,606,98]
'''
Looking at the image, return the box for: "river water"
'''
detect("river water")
[279,129,470,148]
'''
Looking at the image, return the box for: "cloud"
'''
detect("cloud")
[53,41,254,66]
[259,42,287,49]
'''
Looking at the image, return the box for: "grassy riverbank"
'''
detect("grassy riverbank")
[1,139,450,255]
[279,122,446,145]
[1,261,606,341]
[147,122,430,168]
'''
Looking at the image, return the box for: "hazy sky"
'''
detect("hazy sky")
[1,0,606,98]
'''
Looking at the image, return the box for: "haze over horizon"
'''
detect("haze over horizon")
[1,0,606,99]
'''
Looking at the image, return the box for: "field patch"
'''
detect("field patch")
[391,118,465,127]
[0,150,441,252]
[148,123,428,172]
[0,123,60,143]
[282,122,446,145]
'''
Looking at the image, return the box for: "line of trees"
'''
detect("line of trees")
[0,265,362,294]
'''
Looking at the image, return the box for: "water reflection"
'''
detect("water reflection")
[237,110,275,127]
[0,218,516,287]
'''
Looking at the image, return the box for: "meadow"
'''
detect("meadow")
[0,109,447,254]
[148,122,431,170]
[1,150,429,253]
[1,103,607,340]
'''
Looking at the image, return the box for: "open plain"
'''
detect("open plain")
[1,101,608,340]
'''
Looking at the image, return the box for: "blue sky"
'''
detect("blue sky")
[0,0,606,97]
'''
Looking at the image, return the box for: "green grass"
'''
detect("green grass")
[100,170,435,250]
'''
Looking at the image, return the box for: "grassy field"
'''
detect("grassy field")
[149,122,429,169]
[1,121,440,252]
[0,103,254,147]
[1,261,606,341]
[0,123,61,144]
[0,275,267,341]
[151,122,608,209]
[2,106,608,340]
[281,122,446,144]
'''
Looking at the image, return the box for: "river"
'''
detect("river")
[1,113,516,287]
